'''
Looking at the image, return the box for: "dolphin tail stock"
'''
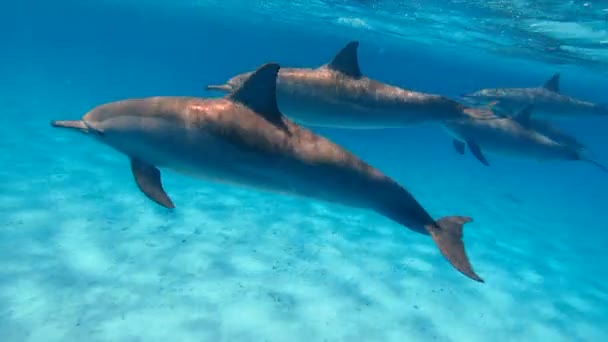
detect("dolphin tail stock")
[575,149,608,174]
[598,103,608,115]
[425,216,484,283]
[583,157,608,174]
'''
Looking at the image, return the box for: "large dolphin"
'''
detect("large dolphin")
[461,73,608,118]
[206,41,475,129]
[443,105,607,172]
[51,63,484,283]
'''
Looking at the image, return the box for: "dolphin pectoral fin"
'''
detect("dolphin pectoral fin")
[130,158,175,209]
[466,140,490,166]
[426,216,484,283]
[452,139,466,155]
[326,41,362,78]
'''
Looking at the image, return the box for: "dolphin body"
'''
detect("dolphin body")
[443,106,607,173]
[51,63,484,283]
[461,73,608,119]
[206,41,473,129]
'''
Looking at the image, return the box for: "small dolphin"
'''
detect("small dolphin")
[443,106,608,173]
[461,73,608,118]
[51,63,484,283]
[206,41,473,129]
[504,105,586,151]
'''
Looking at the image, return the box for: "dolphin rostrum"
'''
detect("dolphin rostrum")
[461,73,608,118]
[443,105,608,173]
[206,41,475,129]
[51,62,484,283]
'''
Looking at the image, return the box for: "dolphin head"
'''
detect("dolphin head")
[50,102,121,140]
[206,71,254,94]
[51,111,105,140]
[51,98,189,165]
[50,99,170,158]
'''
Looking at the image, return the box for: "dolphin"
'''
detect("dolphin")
[461,73,608,118]
[206,41,474,129]
[442,106,608,173]
[503,105,586,151]
[50,63,484,283]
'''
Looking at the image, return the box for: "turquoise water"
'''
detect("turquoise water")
[2,1,608,341]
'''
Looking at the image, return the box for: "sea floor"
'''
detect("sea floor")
[1,97,608,342]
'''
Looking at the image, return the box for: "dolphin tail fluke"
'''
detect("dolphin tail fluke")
[426,216,484,283]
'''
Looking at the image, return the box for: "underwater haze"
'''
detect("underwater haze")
[2,0,608,341]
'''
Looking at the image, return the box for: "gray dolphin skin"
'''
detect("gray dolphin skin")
[461,73,608,118]
[206,41,472,128]
[443,106,608,173]
[50,63,484,283]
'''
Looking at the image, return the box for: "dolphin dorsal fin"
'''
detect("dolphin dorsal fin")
[513,105,534,125]
[229,62,284,126]
[327,41,362,78]
[543,73,560,92]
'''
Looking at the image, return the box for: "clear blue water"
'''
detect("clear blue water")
[2,1,608,341]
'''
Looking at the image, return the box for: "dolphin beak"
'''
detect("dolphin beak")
[205,84,233,92]
[50,120,89,132]
[50,119,105,136]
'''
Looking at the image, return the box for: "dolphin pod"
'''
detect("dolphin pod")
[207,40,605,174]
[50,40,607,285]
[206,41,606,171]
[51,63,484,283]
